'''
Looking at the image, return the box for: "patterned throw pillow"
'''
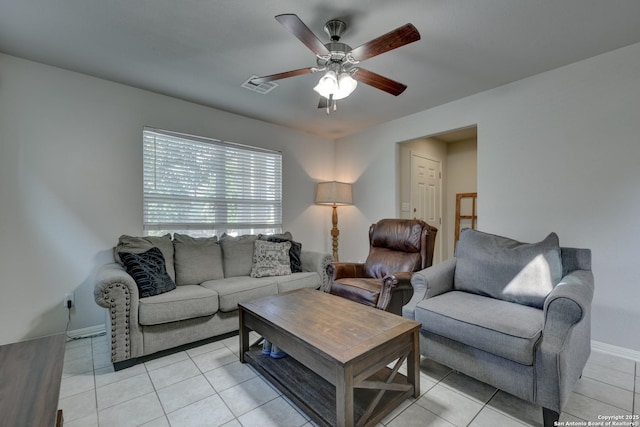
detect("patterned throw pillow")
[250,240,292,278]
[119,247,177,298]
[259,233,303,273]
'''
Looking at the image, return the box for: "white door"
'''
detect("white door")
[410,153,442,263]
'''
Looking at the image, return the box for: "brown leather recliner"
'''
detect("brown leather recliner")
[325,218,437,315]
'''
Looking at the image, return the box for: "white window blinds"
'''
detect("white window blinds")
[143,128,282,237]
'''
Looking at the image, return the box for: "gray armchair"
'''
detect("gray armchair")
[403,229,593,427]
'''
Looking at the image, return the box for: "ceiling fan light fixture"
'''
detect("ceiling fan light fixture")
[314,70,357,100]
[313,70,338,98]
[334,72,357,100]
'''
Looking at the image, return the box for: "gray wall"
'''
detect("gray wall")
[0,53,334,345]
[335,42,640,352]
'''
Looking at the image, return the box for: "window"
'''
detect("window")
[143,127,282,237]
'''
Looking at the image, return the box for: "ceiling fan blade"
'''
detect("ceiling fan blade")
[251,67,315,84]
[350,23,420,62]
[275,14,330,56]
[352,68,407,96]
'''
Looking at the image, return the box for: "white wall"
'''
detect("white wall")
[335,42,640,351]
[0,53,334,345]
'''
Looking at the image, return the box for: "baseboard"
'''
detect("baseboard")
[67,324,107,340]
[591,340,640,362]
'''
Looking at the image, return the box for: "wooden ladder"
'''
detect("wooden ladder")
[455,192,477,250]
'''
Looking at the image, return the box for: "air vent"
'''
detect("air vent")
[241,76,278,94]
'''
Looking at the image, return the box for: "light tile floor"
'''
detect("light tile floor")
[59,333,639,427]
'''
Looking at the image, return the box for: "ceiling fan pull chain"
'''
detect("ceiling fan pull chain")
[326,94,334,115]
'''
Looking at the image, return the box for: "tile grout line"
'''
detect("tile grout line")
[91,336,100,426]
[572,376,636,413]
[143,352,172,426]
[464,388,500,427]
[216,336,305,423]
[634,362,637,416]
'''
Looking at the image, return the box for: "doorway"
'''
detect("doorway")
[398,126,477,262]
[410,152,442,262]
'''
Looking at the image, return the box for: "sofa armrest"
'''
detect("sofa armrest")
[402,258,456,320]
[541,269,594,348]
[300,250,333,291]
[388,271,412,288]
[327,262,366,280]
[94,263,143,364]
[536,269,594,411]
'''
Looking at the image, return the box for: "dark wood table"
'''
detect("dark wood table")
[0,333,66,427]
[239,288,420,427]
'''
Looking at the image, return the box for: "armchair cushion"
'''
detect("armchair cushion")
[415,291,544,365]
[364,219,426,278]
[365,249,422,279]
[327,277,382,308]
[454,229,562,309]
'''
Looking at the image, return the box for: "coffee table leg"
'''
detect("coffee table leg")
[336,364,354,427]
[408,329,420,398]
[239,309,249,363]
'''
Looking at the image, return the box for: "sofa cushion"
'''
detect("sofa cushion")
[119,247,177,298]
[173,233,224,285]
[201,277,278,312]
[454,229,562,308]
[259,232,303,273]
[220,234,258,277]
[275,272,321,293]
[415,291,543,365]
[114,234,175,280]
[250,240,292,278]
[138,285,219,325]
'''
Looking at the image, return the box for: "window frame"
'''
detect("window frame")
[142,127,283,237]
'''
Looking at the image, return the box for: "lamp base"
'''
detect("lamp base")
[331,205,340,262]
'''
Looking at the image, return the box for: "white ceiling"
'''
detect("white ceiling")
[2,1,640,139]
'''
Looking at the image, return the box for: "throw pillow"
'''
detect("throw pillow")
[454,229,563,309]
[250,240,292,278]
[173,234,224,285]
[119,247,177,298]
[219,234,258,277]
[259,232,303,273]
[114,234,175,281]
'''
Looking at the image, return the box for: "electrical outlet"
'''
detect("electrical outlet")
[64,293,74,308]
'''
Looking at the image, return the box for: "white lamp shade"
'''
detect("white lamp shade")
[332,73,358,100]
[315,181,353,205]
[313,71,338,98]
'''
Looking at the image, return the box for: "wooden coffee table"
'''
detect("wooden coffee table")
[239,288,421,427]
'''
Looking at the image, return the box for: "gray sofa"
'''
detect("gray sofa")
[402,229,594,427]
[94,233,332,369]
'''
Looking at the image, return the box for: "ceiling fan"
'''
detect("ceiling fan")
[250,14,421,113]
